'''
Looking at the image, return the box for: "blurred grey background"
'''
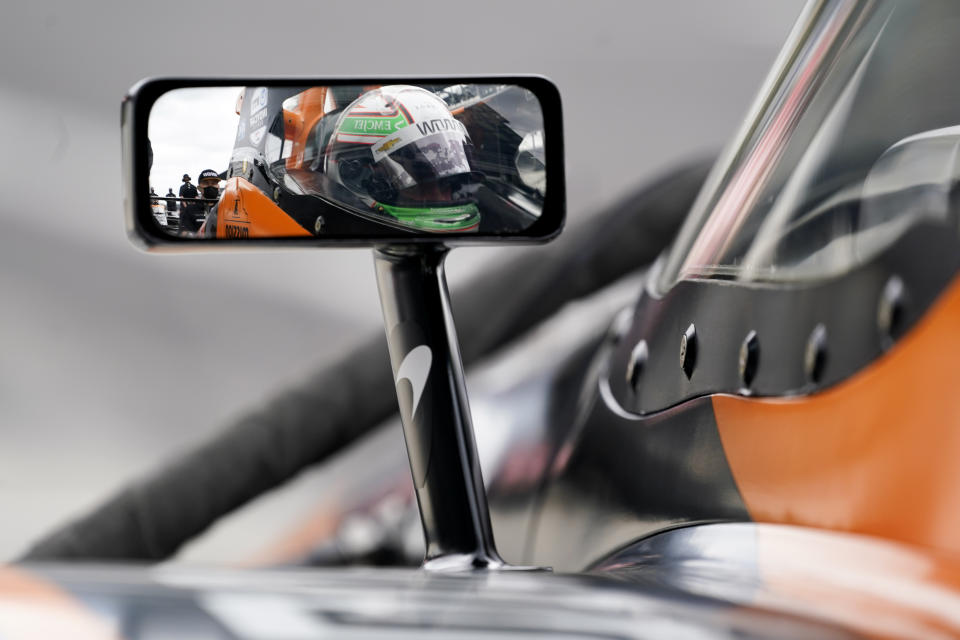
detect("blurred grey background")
[0,1,803,562]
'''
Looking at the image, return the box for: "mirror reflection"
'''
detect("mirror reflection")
[147,84,546,238]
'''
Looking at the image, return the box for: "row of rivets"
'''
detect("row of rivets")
[625,275,906,394]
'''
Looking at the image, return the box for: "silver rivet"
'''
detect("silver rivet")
[680,324,697,380]
[804,324,827,384]
[878,275,905,350]
[739,330,759,389]
[626,340,649,391]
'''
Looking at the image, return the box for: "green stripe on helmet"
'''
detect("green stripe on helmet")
[377,202,480,231]
[339,115,408,136]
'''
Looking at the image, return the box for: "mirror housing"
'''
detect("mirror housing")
[123,77,565,250]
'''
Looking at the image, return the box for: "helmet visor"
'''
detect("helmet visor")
[368,130,481,206]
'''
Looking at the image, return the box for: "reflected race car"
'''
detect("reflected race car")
[211,83,544,238]
[15,1,960,638]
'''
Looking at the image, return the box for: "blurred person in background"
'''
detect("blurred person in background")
[165,187,177,212]
[149,187,166,226]
[178,173,196,200]
[178,173,204,236]
[165,187,179,232]
[196,169,222,238]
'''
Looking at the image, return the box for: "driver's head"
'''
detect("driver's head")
[324,85,482,231]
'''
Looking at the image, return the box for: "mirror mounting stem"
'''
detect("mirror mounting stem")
[373,244,522,571]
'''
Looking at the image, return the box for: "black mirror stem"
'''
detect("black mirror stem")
[373,245,543,571]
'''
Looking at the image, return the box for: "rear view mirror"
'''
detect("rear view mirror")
[123,77,564,248]
[121,75,565,570]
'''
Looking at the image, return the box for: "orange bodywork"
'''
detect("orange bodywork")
[0,568,117,639]
[281,85,382,172]
[284,87,328,172]
[749,524,960,638]
[715,274,960,556]
[216,177,311,238]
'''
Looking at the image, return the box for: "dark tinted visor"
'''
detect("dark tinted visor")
[367,131,482,205]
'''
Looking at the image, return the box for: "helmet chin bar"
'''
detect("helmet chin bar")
[373,244,545,572]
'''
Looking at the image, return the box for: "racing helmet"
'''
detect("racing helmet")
[323,85,482,232]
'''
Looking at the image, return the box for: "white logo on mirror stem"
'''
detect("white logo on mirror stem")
[396,345,432,418]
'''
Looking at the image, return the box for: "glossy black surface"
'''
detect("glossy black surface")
[458,277,751,571]
[373,246,503,569]
[511,220,960,572]
[16,562,859,638]
[591,522,960,639]
[607,223,960,415]
[529,384,750,569]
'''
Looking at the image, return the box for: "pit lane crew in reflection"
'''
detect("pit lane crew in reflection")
[165,187,178,231]
[196,169,222,238]
[178,173,204,236]
[149,187,166,227]
[165,188,177,212]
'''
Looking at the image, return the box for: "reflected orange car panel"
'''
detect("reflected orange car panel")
[284,87,327,172]
[749,524,960,639]
[216,177,311,238]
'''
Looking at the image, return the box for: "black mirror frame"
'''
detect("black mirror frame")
[123,76,565,250]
